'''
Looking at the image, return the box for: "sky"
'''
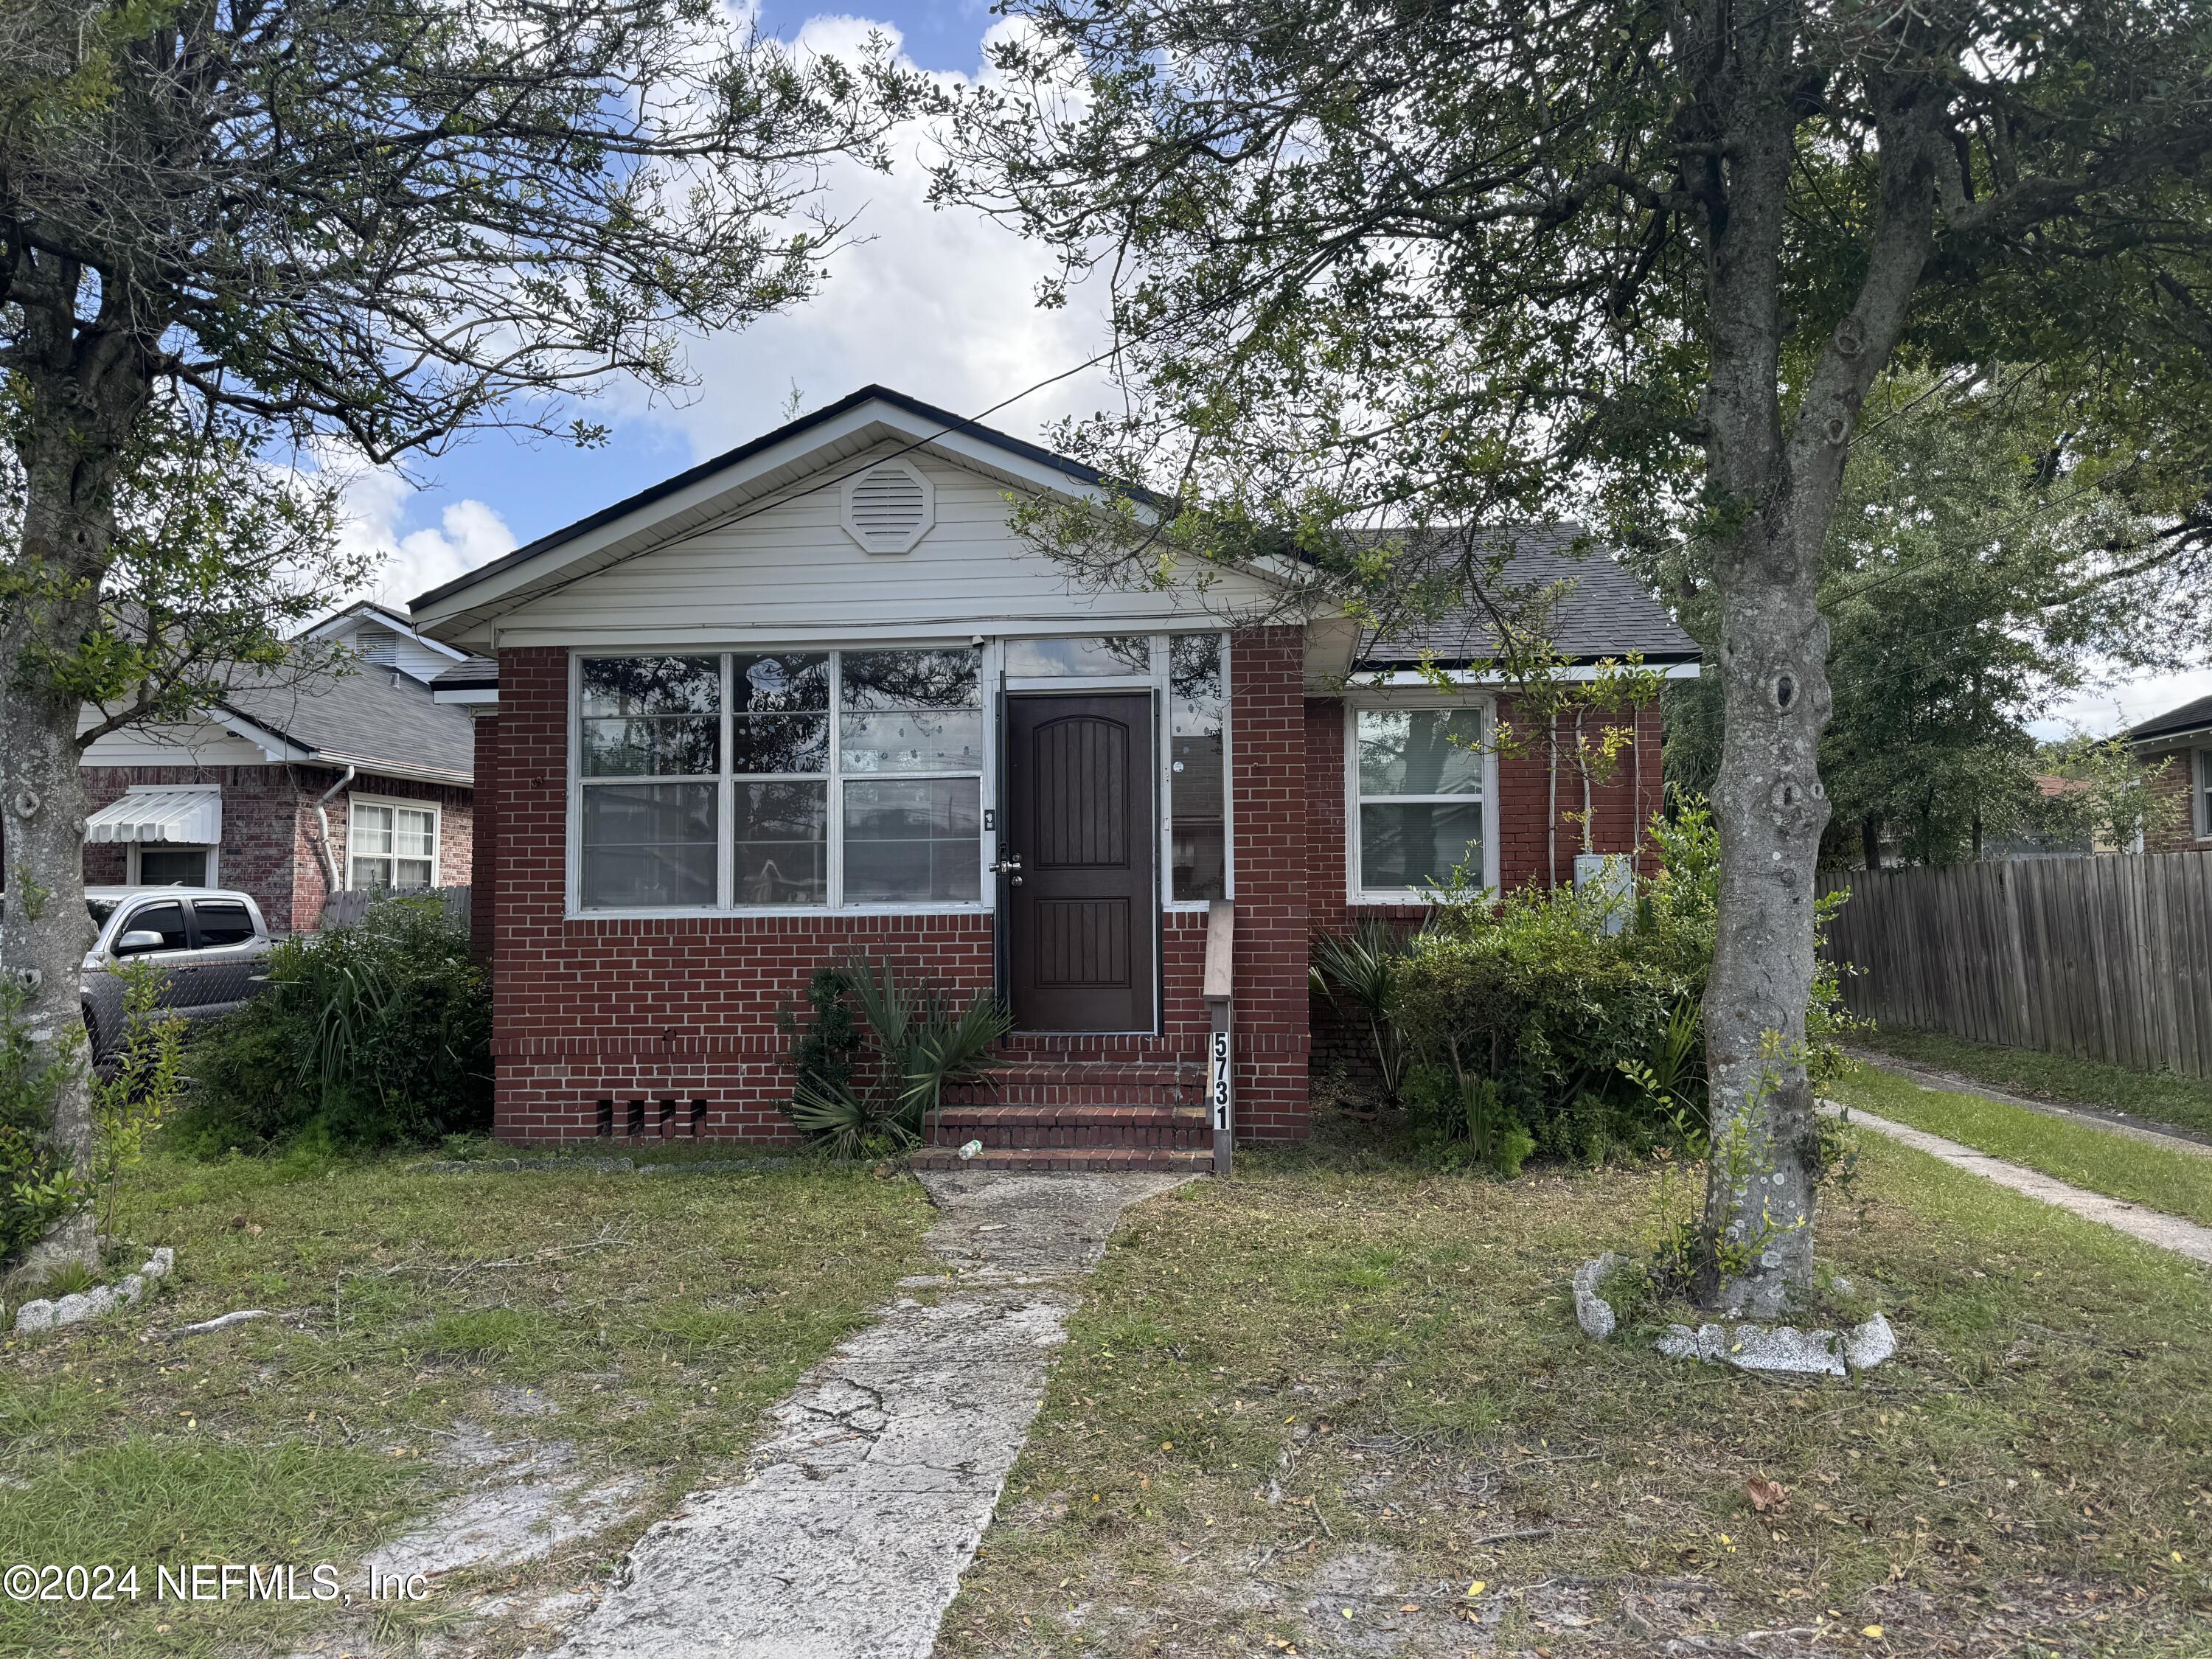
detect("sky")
[335,0,2208,741]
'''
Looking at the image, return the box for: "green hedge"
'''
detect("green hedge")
[174,900,491,1154]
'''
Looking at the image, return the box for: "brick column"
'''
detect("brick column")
[1230,626,1311,1141]
[470,713,499,962]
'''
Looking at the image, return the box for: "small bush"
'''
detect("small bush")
[0,981,74,1270]
[175,899,490,1153]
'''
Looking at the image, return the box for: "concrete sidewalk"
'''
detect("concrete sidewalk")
[546,1171,1194,1658]
[1823,1102,2212,1267]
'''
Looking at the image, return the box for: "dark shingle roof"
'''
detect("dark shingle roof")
[431,656,500,691]
[1349,525,1700,668]
[222,664,474,785]
[2128,693,2212,746]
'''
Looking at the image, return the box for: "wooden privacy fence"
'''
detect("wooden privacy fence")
[319,884,473,933]
[1818,852,2212,1078]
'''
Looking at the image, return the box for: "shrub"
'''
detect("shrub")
[175,899,490,1153]
[0,981,74,1270]
[782,958,1010,1160]
[1309,918,1419,1105]
[1390,800,1851,1169]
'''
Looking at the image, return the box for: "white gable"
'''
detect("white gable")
[474,442,1281,648]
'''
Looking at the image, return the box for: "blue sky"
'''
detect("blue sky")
[347,1,2208,737]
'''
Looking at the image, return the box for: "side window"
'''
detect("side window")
[192,900,257,948]
[115,902,189,956]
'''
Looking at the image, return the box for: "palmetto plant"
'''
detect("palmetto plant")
[1310,919,1418,1105]
[789,959,1012,1160]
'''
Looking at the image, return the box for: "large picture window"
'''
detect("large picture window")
[1349,704,1492,898]
[577,648,984,911]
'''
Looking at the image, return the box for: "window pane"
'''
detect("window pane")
[733,782,828,905]
[353,803,394,858]
[394,859,435,890]
[1360,801,1484,893]
[137,846,209,886]
[844,779,981,903]
[1169,634,1226,900]
[117,902,189,953]
[1004,636,1152,678]
[352,858,393,888]
[395,808,436,859]
[1356,708,1485,796]
[582,656,720,778]
[841,709,987,774]
[580,782,718,908]
[193,901,255,947]
[731,653,830,775]
[843,648,981,711]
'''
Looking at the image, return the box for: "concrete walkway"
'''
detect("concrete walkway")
[1823,1102,2212,1267]
[547,1170,1193,1659]
[1843,1044,2212,1155]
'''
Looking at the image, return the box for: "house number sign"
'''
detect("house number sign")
[1208,1029,1231,1130]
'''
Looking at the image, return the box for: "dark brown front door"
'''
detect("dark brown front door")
[1004,693,1156,1032]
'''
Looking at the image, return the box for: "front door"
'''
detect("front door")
[1004,693,1156,1032]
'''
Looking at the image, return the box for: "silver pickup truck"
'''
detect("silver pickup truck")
[82,886,273,1061]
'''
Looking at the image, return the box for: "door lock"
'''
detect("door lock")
[990,853,1025,886]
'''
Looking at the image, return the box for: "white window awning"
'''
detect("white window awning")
[83,787,222,845]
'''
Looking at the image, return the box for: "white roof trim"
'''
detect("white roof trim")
[85,785,222,845]
[302,602,469,658]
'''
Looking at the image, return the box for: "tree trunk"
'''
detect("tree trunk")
[1862,814,1883,872]
[1700,526,1832,1315]
[1,361,147,1272]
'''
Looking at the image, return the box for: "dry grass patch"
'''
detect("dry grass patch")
[942,1127,2212,1658]
[0,1147,936,1657]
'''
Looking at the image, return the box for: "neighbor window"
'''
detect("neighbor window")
[132,844,216,887]
[349,799,439,890]
[1168,634,1228,901]
[576,648,984,910]
[2197,748,2212,838]
[1351,705,1490,897]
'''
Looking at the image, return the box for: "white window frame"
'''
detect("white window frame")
[2196,747,2212,841]
[569,644,993,918]
[1344,695,1500,903]
[348,793,442,890]
[127,842,218,887]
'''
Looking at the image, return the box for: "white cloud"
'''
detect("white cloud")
[330,463,519,610]
[604,16,1119,462]
[2033,666,2212,741]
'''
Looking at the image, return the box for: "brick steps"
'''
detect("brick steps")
[908,1145,1212,1173]
[930,1102,1211,1150]
[942,1060,1201,1111]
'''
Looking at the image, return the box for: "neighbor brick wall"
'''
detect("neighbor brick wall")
[289,769,475,934]
[486,630,1318,1146]
[2141,742,2207,854]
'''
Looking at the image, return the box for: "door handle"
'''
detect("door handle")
[990,854,1025,886]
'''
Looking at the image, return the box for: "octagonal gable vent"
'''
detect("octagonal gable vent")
[840,459,935,554]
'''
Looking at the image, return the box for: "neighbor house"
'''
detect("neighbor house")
[408,386,1697,1161]
[76,602,475,932]
[2129,693,2212,854]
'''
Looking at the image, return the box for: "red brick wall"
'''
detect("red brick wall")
[2142,742,2207,854]
[487,630,1318,1145]
[79,764,474,934]
[471,715,499,960]
[1304,690,1664,1095]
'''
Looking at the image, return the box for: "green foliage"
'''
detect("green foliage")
[784,959,1012,1160]
[1388,801,1853,1172]
[2033,734,2183,852]
[85,961,186,1240]
[0,980,75,1269]
[1309,918,1418,1104]
[175,900,490,1153]
[1402,1066,1535,1178]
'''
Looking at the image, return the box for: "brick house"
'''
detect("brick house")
[408,387,1696,1161]
[77,603,475,933]
[2129,693,2212,854]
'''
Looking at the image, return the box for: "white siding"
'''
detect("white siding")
[330,620,456,686]
[496,447,1279,643]
[80,718,274,766]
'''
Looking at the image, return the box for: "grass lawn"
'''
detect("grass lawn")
[0,1145,935,1658]
[1826,1060,2212,1231]
[940,1127,2212,1658]
[1852,1027,2212,1141]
